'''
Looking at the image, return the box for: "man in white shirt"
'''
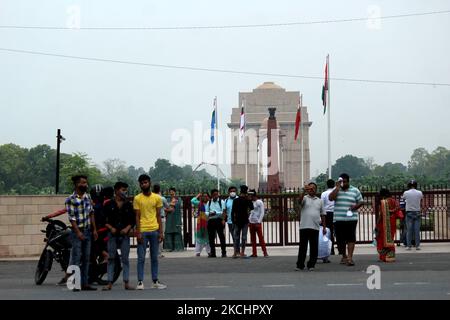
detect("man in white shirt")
[296,182,327,271]
[402,180,423,250]
[321,179,336,255]
[248,190,268,258]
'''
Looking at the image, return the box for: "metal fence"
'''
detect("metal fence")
[178,188,450,247]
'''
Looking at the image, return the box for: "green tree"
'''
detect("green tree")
[331,155,371,179]
[408,147,430,178]
[0,144,28,193]
[26,144,56,189]
[59,153,103,193]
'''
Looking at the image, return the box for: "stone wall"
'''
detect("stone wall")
[0,196,67,258]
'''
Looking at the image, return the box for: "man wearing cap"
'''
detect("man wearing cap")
[402,180,423,250]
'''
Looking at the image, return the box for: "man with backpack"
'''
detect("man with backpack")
[205,189,227,258]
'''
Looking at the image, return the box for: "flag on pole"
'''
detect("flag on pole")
[239,100,245,142]
[210,97,217,144]
[294,96,302,141]
[322,55,329,114]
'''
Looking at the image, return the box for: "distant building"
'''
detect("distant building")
[228,82,312,190]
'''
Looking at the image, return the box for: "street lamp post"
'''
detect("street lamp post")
[55,129,65,194]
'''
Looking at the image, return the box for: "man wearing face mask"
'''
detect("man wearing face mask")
[224,186,238,247]
[102,182,135,290]
[65,175,98,291]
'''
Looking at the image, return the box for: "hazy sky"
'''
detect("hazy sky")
[1,0,449,180]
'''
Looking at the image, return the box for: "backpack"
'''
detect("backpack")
[208,199,223,211]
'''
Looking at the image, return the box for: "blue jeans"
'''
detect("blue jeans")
[69,229,91,286]
[406,211,421,248]
[107,234,130,283]
[137,231,160,282]
[233,224,249,254]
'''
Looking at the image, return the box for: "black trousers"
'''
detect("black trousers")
[207,218,227,257]
[325,212,336,254]
[297,228,319,269]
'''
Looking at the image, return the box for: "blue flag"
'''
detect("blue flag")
[210,109,216,144]
[210,97,217,144]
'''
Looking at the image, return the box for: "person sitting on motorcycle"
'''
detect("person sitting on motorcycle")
[102,182,136,290]
[90,185,111,266]
[42,184,113,287]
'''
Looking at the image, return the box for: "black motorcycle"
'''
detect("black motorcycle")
[35,218,121,285]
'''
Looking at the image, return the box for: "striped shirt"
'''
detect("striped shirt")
[65,192,94,229]
[333,186,363,222]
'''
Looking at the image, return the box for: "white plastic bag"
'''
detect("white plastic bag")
[318,226,332,259]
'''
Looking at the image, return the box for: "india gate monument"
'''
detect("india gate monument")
[228,82,312,190]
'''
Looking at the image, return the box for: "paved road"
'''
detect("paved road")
[0,252,449,300]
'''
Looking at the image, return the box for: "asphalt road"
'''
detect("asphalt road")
[1,252,449,300]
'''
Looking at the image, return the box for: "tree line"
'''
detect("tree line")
[0,144,242,195]
[315,146,450,191]
[0,143,448,195]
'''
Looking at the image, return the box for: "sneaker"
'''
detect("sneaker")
[416,247,421,251]
[221,253,227,258]
[208,254,217,258]
[295,266,305,271]
[406,247,412,251]
[151,281,167,290]
[308,267,315,271]
[81,286,97,291]
[250,254,258,258]
[56,277,67,286]
[195,253,201,257]
[136,281,144,290]
[263,254,269,258]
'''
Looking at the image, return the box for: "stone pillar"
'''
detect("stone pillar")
[267,108,280,192]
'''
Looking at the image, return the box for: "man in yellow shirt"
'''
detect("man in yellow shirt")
[133,174,166,290]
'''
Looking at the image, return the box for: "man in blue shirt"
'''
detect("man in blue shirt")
[224,186,238,250]
[205,189,227,258]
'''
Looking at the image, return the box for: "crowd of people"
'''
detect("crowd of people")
[42,172,423,291]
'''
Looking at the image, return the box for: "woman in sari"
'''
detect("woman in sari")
[191,193,211,257]
[376,188,402,262]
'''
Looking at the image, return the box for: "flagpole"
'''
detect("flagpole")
[244,99,248,186]
[215,96,220,191]
[300,94,304,186]
[256,134,260,189]
[327,54,331,179]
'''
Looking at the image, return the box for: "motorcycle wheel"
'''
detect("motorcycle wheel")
[92,252,122,285]
[112,253,122,284]
[35,249,53,285]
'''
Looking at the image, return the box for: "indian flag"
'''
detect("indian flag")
[239,100,245,142]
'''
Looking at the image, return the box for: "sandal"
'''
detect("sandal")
[340,258,348,264]
[346,260,355,266]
